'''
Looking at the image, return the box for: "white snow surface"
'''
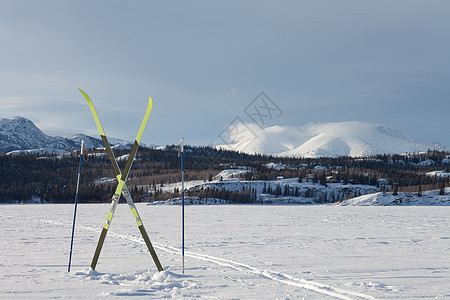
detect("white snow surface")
[427,170,450,178]
[116,154,130,161]
[149,197,228,205]
[214,168,249,180]
[216,121,445,157]
[1,204,449,299]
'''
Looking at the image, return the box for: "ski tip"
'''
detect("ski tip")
[79,89,89,99]
[79,89,94,105]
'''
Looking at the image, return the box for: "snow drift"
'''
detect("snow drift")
[338,188,450,206]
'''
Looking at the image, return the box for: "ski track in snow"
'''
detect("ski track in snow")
[33,216,376,299]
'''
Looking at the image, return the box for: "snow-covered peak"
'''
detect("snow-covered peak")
[65,134,104,149]
[1,116,44,136]
[216,121,446,158]
[0,116,68,153]
[0,116,103,153]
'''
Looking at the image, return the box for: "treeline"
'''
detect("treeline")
[0,152,115,203]
[261,182,377,203]
[0,146,261,203]
[0,145,449,203]
[152,186,257,204]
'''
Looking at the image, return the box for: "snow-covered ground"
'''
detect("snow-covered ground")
[427,170,450,178]
[1,204,449,299]
[214,168,249,180]
[338,188,450,206]
[6,148,71,156]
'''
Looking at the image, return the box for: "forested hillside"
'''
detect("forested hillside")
[0,145,449,203]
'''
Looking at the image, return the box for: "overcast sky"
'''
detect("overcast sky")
[1,0,449,147]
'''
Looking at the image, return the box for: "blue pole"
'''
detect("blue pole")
[180,138,185,274]
[68,141,84,272]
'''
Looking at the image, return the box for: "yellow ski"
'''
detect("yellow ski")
[80,89,162,271]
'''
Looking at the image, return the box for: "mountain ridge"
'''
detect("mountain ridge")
[0,116,104,153]
[1,116,447,157]
[216,121,446,158]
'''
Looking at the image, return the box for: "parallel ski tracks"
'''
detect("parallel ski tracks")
[33,217,376,299]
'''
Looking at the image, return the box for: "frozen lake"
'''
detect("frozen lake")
[1,204,449,299]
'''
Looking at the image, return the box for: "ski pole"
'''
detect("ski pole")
[68,140,84,272]
[178,137,185,274]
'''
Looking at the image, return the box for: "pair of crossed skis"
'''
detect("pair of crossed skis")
[79,89,163,272]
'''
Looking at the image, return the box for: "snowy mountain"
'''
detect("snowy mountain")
[65,134,105,149]
[0,116,103,153]
[216,121,446,158]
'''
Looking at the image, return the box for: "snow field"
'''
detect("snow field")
[1,204,449,299]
